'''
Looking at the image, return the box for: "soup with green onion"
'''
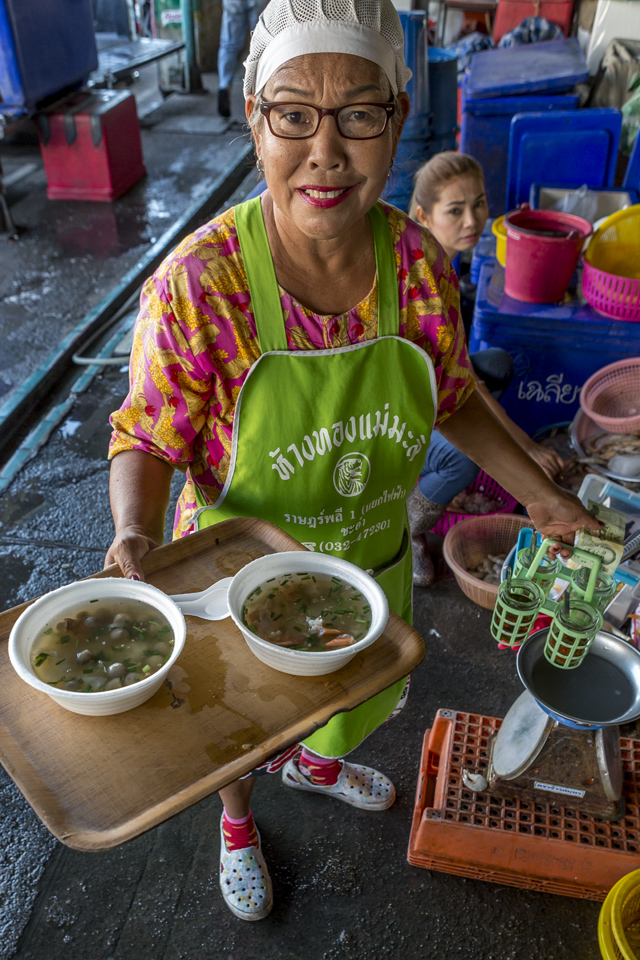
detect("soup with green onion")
[31,597,174,692]
[242,572,371,651]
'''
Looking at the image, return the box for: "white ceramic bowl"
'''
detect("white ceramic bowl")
[8,577,186,716]
[227,552,389,676]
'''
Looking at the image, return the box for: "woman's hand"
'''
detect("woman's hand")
[525,486,603,558]
[104,525,160,581]
[523,441,564,480]
[106,450,174,581]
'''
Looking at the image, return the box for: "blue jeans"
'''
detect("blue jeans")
[217,0,264,90]
[418,348,514,505]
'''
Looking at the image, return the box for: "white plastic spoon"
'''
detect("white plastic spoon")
[169,578,233,621]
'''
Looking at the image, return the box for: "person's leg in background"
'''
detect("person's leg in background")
[247,0,266,32]
[217,0,249,117]
[408,432,481,586]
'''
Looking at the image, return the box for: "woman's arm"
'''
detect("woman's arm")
[104,450,175,580]
[474,378,564,479]
[438,390,599,549]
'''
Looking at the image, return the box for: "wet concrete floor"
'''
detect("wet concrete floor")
[0,68,254,406]
[0,363,606,960]
[0,71,607,960]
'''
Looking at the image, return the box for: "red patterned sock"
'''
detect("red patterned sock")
[299,748,342,786]
[222,810,258,851]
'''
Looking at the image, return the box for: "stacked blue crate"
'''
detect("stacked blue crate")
[0,0,97,117]
[383,12,431,213]
[459,39,589,216]
[383,45,459,213]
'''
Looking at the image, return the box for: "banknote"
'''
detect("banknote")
[574,500,626,575]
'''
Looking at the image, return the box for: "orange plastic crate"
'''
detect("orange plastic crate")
[408,709,640,900]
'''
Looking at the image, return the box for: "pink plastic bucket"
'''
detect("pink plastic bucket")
[504,206,592,304]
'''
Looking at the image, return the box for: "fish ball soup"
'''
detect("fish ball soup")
[242,572,371,651]
[31,597,174,692]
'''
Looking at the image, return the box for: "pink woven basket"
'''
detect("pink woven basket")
[582,259,640,322]
[431,470,519,537]
[579,358,640,434]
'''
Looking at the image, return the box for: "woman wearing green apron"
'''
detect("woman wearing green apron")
[106,0,599,922]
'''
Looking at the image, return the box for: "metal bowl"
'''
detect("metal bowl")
[517,628,640,727]
[570,409,637,484]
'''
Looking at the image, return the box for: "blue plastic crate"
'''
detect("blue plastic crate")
[506,108,622,210]
[460,89,579,216]
[0,0,97,117]
[465,38,588,100]
[428,48,457,138]
[399,11,430,138]
[382,132,457,213]
[528,118,640,210]
[470,220,497,284]
[469,261,640,435]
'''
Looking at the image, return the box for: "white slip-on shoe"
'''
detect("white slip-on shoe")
[281,758,396,811]
[219,815,273,921]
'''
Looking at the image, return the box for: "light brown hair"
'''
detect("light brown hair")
[408,151,485,220]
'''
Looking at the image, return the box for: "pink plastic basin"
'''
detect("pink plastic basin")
[504,207,592,304]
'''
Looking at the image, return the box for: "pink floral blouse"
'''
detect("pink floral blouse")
[109,200,475,536]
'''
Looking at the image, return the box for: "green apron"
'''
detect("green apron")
[191,197,437,757]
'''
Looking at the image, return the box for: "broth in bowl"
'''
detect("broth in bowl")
[31,597,174,692]
[242,572,372,651]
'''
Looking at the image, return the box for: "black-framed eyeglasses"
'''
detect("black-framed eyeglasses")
[259,98,396,140]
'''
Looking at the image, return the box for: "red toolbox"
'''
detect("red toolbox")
[38,90,146,202]
[493,0,574,43]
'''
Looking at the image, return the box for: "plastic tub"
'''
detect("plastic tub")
[442,514,532,610]
[598,869,640,960]
[504,207,592,303]
[583,262,640,322]
[492,215,507,266]
[582,205,640,320]
[226,552,389,676]
[8,578,186,716]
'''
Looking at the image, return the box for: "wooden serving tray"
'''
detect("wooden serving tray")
[0,519,425,851]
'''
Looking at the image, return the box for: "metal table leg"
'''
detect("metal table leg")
[0,155,19,240]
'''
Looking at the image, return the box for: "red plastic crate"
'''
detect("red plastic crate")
[408,708,640,900]
[431,470,518,537]
[38,90,145,202]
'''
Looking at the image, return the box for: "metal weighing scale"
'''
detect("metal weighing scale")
[463,528,640,821]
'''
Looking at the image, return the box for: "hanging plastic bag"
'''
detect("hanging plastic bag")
[548,184,600,223]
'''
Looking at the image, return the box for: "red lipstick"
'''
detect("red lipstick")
[296,184,357,208]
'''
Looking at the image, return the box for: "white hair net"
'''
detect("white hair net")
[243,0,411,97]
